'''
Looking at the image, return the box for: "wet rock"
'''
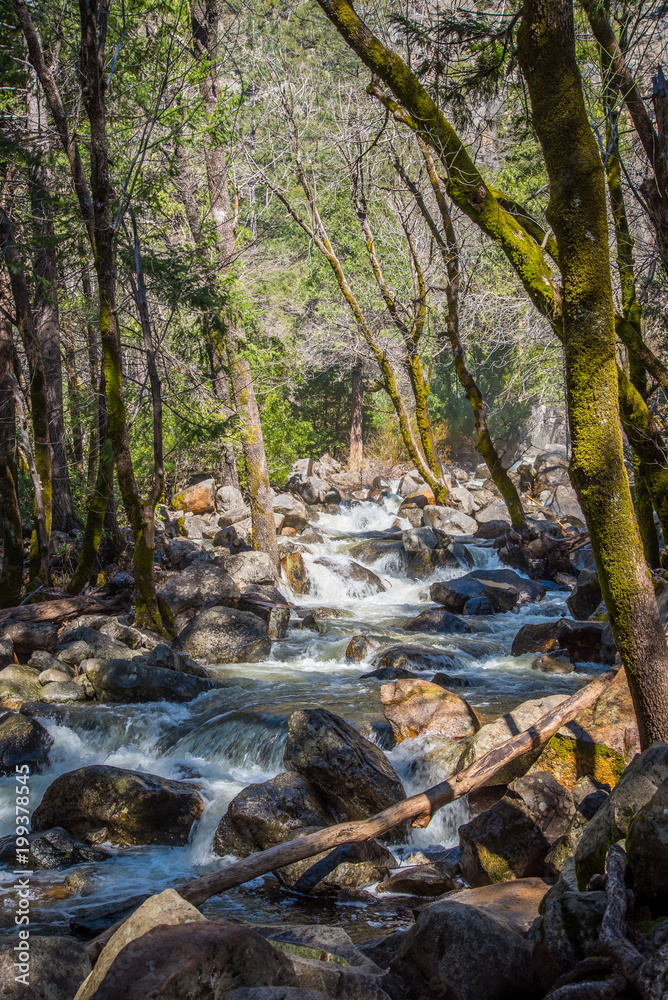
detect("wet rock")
[566,568,602,620]
[273,494,309,531]
[544,776,610,873]
[312,556,386,594]
[459,772,575,886]
[138,642,210,678]
[422,505,478,536]
[283,708,405,824]
[574,742,668,888]
[280,547,309,594]
[405,546,460,579]
[0,934,91,1000]
[0,711,53,774]
[213,771,334,857]
[532,887,607,989]
[431,569,545,614]
[626,777,668,913]
[0,664,43,708]
[157,562,240,616]
[510,617,616,663]
[442,877,551,935]
[0,826,110,869]
[85,658,217,702]
[174,606,271,663]
[403,606,472,634]
[0,637,13,669]
[475,520,509,539]
[32,764,205,846]
[531,653,573,673]
[402,526,438,552]
[377,863,457,896]
[345,635,373,662]
[275,829,397,893]
[173,477,216,514]
[361,665,416,682]
[391,899,538,1000]
[54,626,136,667]
[0,621,59,659]
[380,678,480,742]
[41,680,87,703]
[349,538,405,566]
[237,593,291,641]
[463,595,494,615]
[371,644,459,673]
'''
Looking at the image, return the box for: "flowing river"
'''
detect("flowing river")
[0,498,595,941]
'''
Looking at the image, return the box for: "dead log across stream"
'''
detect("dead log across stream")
[0,593,129,625]
[178,665,619,907]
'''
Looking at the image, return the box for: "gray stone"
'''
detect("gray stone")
[566,569,602,620]
[157,562,240,615]
[0,934,91,1000]
[40,681,86,703]
[174,606,271,663]
[274,830,397,893]
[38,666,75,684]
[475,499,513,525]
[403,606,471,634]
[222,550,280,587]
[0,711,53,774]
[402,527,438,552]
[0,637,13,669]
[626,776,668,911]
[0,621,58,656]
[422,505,478,536]
[217,484,245,512]
[0,826,110,869]
[0,664,43,708]
[85,658,217,702]
[532,889,607,989]
[54,627,136,666]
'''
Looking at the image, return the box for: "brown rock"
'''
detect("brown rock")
[345,635,372,662]
[559,667,639,762]
[280,547,309,594]
[381,678,480,743]
[399,484,436,510]
[172,478,216,515]
[377,863,457,897]
[443,877,551,935]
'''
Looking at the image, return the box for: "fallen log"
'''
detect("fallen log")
[178,665,619,906]
[0,593,129,625]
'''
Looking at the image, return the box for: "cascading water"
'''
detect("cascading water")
[0,498,592,939]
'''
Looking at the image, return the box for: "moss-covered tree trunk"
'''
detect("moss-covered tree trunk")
[0,207,51,589]
[0,267,24,606]
[517,0,668,746]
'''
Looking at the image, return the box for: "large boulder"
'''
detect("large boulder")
[566,568,602,620]
[558,668,640,763]
[371,644,460,674]
[574,742,668,888]
[273,494,309,531]
[157,563,240,616]
[84,658,218,702]
[431,569,545,613]
[459,772,574,886]
[74,889,207,1000]
[288,474,330,505]
[217,485,244,512]
[0,711,52,774]
[402,526,438,552]
[0,664,43,708]
[532,879,607,988]
[173,477,216,514]
[380,679,480,742]
[81,921,296,1000]
[283,708,405,824]
[422,505,478,536]
[280,547,309,594]
[436,878,551,935]
[0,934,91,1000]
[403,606,471,634]
[32,764,205,846]
[391,900,538,1000]
[475,499,513,525]
[544,776,610,873]
[214,771,334,857]
[0,637,13,669]
[174,606,271,663]
[312,556,386,595]
[222,551,280,587]
[0,825,109,869]
[626,777,668,912]
[54,626,137,667]
[511,618,615,663]
[0,621,58,657]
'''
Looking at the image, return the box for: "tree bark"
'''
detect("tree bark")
[517,0,668,746]
[0,207,51,588]
[0,267,24,606]
[349,364,364,468]
[61,320,85,484]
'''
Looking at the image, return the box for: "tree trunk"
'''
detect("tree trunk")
[517,0,668,747]
[0,268,24,606]
[29,160,77,531]
[62,321,85,484]
[349,364,364,469]
[0,207,51,588]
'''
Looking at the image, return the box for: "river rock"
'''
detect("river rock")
[532,885,607,989]
[0,934,91,1000]
[531,653,573,673]
[85,658,217,702]
[559,668,640,762]
[173,477,216,514]
[0,621,59,659]
[626,777,668,912]
[391,899,538,1000]
[273,494,309,531]
[41,680,87,703]
[77,615,148,650]
[174,606,271,663]
[222,550,280,587]
[85,921,296,1000]
[544,777,610,873]
[422,505,478,536]
[432,569,545,613]
[288,474,330,505]
[349,538,405,566]
[475,498,513,525]
[459,772,575,886]
[312,556,386,595]
[39,666,75,684]
[566,568,602,620]
[402,526,438,552]
[442,878,551,935]
[0,711,53,774]
[217,485,244,512]
[405,546,461,579]
[275,831,397,893]
[29,649,73,672]
[166,537,201,567]
[283,708,405,824]
[377,862,457,896]
[0,825,110,869]
[371,644,459,673]
[380,678,480,742]
[574,742,668,888]
[510,618,616,663]
[345,635,373,661]
[157,563,240,616]
[450,485,478,514]
[0,637,13,669]
[214,771,334,857]
[280,546,309,593]
[0,664,43,708]
[32,764,205,846]
[399,484,435,510]
[54,626,137,666]
[403,606,472,634]
[137,642,210,678]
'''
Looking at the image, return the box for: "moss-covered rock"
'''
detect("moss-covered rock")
[0,711,53,774]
